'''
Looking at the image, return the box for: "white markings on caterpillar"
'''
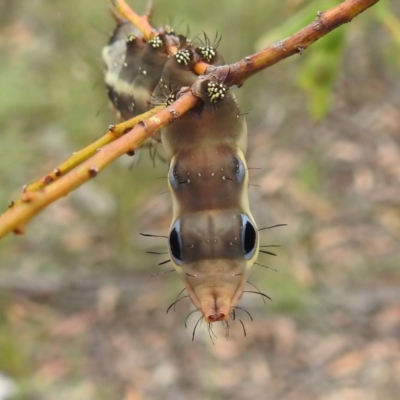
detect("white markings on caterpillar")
[198,45,217,62]
[149,36,163,48]
[207,81,227,103]
[175,49,191,65]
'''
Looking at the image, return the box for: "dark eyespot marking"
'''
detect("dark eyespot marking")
[169,219,183,265]
[234,155,245,183]
[168,162,179,190]
[241,214,257,259]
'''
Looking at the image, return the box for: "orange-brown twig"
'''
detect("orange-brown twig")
[0,95,196,239]
[223,0,379,87]
[108,0,155,40]
[8,106,164,210]
[0,0,380,239]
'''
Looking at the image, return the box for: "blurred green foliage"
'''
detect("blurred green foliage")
[257,0,400,119]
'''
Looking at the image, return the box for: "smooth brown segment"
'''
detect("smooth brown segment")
[161,91,247,161]
[169,145,246,212]
[175,210,247,262]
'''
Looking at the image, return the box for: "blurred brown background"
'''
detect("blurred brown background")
[0,0,399,399]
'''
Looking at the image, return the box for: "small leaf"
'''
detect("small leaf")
[297,29,345,119]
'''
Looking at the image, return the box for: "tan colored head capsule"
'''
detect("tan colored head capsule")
[184,261,247,322]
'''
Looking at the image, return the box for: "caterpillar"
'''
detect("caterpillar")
[103,10,261,324]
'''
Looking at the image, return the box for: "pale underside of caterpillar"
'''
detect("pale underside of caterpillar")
[102,13,260,324]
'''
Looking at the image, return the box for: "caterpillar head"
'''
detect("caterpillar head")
[168,211,259,322]
[182,259,249,322]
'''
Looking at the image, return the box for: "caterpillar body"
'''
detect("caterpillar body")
[103,13,260,323]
